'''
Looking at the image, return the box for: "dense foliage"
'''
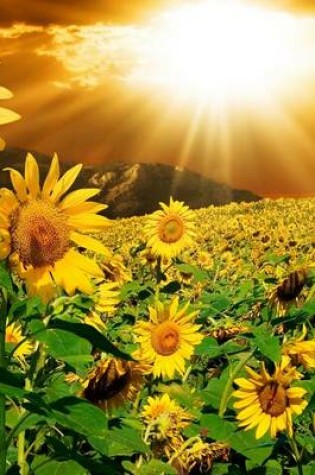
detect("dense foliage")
[1,197,315,475]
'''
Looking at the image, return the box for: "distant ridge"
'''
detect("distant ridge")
[0,148,260,218]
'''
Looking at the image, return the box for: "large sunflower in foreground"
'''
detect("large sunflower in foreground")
[81,357,149,411]
[133,297,203,379]
[144,198,196,259]
[0,153,111,302]
[0,86,21,150]
[233,356,308,439]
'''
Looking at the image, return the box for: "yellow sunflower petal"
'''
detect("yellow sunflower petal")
[42,153,60,199]
[52,253,94,295]
[255,413,271,439]
[67,249,103,277]
[286,387,307,399]
[64,202,107,215]
[234,378,257,390]
[70,231,111,256]
[3,168,27,202]
[68,213,111,232]
[25,153,40,198]
[22,267,55,304]
[59,188,100,210]
[50,164,82,203]
[0,107,21,125]
[0,87,13,99]
[0,137,5,151]
[237,404,261,420]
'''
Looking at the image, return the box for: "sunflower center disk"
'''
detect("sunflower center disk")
[158,216,184,243]
[11,199,70,268]
[258,382,288,417]
[151,321,180,356]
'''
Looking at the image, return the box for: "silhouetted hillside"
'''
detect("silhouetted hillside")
[0,148,260,218]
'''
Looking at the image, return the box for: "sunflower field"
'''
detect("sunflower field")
[0,88,314,475]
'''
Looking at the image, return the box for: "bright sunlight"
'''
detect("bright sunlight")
[130,0,312,104]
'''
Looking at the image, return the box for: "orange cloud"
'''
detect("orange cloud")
[35,23,148,88]
[0,22,43,39]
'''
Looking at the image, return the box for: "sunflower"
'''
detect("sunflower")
[268,269,308,317]
[141,393,192,454]
[0,86,21,150]
[144,198,196,259]
[282,326,315,370]
[81,357,149,412]
[0,153,111,302]
[100,253,131,284]
[233,356,308,439]
[172,440,230,474]
[84,281,120,331]
[5,322,34,361]
[133,297,203,379]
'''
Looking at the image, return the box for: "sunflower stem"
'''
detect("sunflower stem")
[182,365,192,382]
[17,378,31,475]
[218,350,255,418]
[288,434,303,475]
[0,290,8,475]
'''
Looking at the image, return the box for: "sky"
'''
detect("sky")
[1,0,315,197]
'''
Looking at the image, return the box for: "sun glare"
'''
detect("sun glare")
[130,0,311,104]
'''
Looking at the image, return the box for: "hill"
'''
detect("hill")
[0,148,260,218]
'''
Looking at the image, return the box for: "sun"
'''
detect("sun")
[130,0,308,105]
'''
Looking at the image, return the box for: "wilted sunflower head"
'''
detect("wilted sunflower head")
[269,269,308,316]
[133,297,203,379]
[0,86,21,150]
[141,393,192,444]
[144,198,196,259]
[0,153,111,302]
[172,440,230,475]
[5,322,34,362]
[233,356,308,439]
[100,253,131,284]
[81,357,149,412]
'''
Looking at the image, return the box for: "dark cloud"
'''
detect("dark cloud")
[1,1,315,27]
[0,0,184,26]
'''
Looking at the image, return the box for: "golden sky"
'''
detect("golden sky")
[1,0,315,197]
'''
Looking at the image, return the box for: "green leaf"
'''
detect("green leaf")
[0,368,26,398]
[87,435,109,455]
[160,281,181,294]
[252,327,281,362]
[201,293,231,313]
[264,460,283,475]
[49,397,108,437]
[50,320,132,360]
[34,327,92,368]
[289,464,315,475]
[107,427,149,456]
[32,456,88,475]
[201,371,229,410]
[138,459,177,475]
[176,263,208,282]
[0,261,13,294]
[122,460,177,475]
[200,414,274,464]
[158,383,202,417]
[195,336,222,357]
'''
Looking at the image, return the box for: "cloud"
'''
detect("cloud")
[36,23,150,88]
[0,22,43,39]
